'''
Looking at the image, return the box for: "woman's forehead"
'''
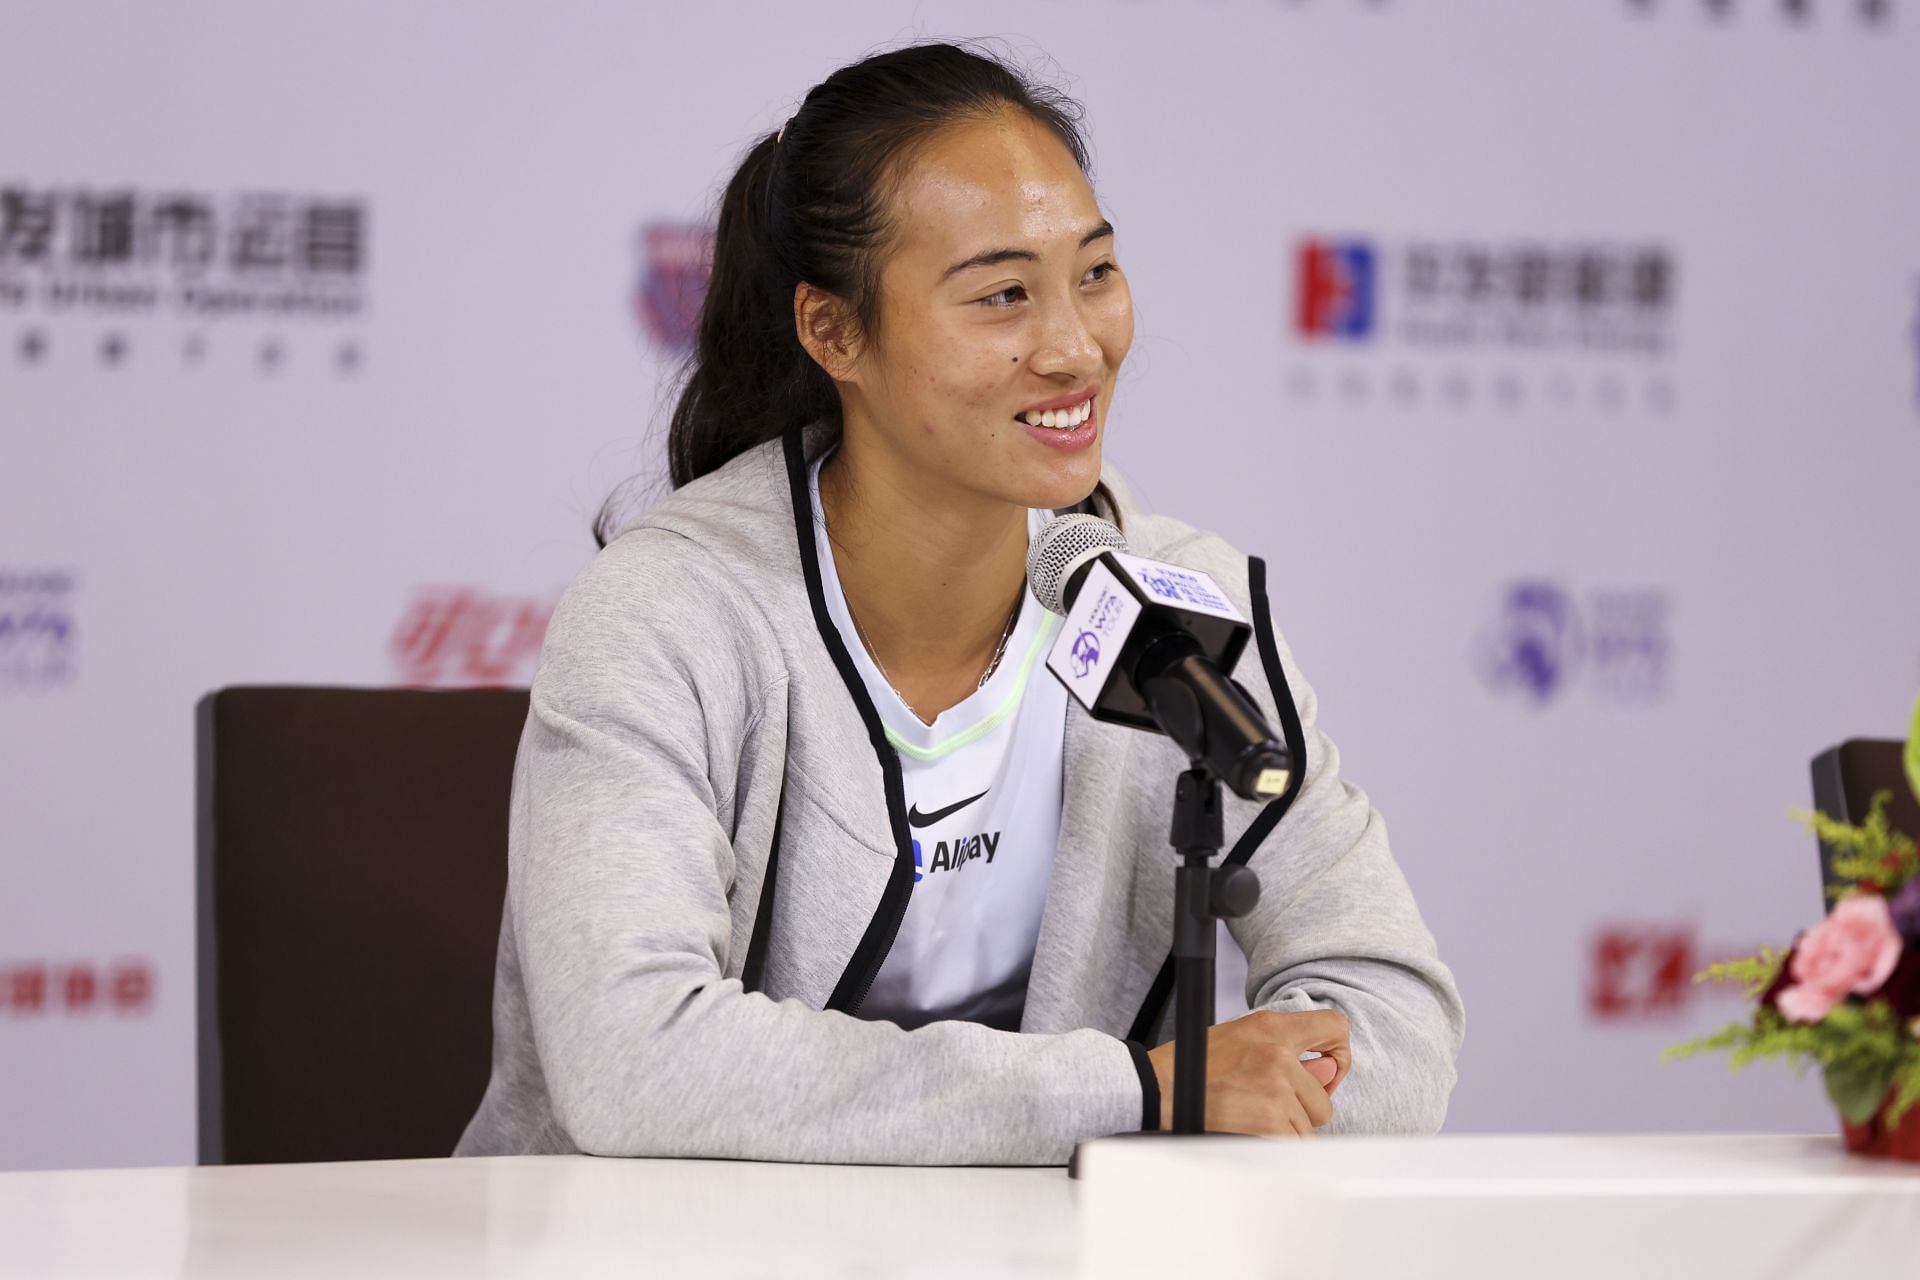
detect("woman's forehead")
[887,116,1098,271]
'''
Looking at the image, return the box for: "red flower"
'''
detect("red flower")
[1758,938,1801,1012]
[1866,942,1920,1021]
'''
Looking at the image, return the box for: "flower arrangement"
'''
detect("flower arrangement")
[1665,696,1920,1156]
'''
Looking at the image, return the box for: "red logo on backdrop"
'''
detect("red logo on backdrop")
[389,588,555,688]
[1,959,155,1017]
[1586,923,1767,1020]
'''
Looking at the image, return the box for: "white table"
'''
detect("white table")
[0,1135,1913,1279]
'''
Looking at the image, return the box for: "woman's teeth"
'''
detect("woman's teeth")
[1022,400,1093,430]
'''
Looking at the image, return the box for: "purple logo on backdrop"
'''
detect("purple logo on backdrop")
[0,569,76,689]
[633,221,715,355]
[1478,582,1581,703]
[1476,580,1669,706]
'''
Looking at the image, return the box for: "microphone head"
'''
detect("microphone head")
[1027,513,1128,614]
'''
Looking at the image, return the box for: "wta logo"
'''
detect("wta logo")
[1070,630,1101,678]
[1295,239,1376,340]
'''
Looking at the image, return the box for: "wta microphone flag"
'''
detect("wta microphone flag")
[1028,515,1289,800]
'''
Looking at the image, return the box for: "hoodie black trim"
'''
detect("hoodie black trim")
[1124,553,1309,1045]
[1124,1039,1161,1131]
[782,428,919,1014]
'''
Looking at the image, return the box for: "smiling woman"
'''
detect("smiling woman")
[458,41,1465,1165]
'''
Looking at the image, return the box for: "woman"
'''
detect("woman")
[456,41,1463,1164]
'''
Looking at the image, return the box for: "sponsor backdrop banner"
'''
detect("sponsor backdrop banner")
[3,0,1917,1169]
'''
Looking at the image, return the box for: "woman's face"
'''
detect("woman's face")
[821,108,1133,512]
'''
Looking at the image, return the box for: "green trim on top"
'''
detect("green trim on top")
[883,611,1061,761]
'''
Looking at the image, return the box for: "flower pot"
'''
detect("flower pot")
[1840,1089,1920,1160]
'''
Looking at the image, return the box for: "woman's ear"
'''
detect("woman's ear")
[793,282,863,382]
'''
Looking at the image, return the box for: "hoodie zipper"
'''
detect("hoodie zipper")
[783,428,915,1015]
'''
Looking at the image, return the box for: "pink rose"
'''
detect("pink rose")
[1775,895,1903,1024]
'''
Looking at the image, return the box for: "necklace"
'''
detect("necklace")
[818,451,1020,721]
[847,591,1020,723]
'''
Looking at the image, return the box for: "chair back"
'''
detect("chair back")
[195,686,526,1164]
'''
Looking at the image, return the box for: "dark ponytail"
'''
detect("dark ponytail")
[593,40,1092,548]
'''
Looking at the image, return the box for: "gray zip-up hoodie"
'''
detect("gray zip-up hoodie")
[454,420,1465,1165]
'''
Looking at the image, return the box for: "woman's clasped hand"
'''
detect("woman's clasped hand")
[1144,1008,1352,1136]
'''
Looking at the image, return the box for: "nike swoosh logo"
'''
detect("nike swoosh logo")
[908,789,990,829]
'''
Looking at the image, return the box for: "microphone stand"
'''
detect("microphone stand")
[1169,766,1262,1131]
[1067,763,1261,1177]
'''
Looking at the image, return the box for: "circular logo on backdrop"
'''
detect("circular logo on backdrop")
[1475,581,1583,704]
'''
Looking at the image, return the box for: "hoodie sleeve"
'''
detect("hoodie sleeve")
[1213,549,1467,1136]
[499,530,1156,1164]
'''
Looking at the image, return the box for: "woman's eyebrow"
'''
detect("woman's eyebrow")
[940,220,1115,281]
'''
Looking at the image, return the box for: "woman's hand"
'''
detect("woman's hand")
[1144,1007,1351,1136]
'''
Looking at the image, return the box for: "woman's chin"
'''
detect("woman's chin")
[1027,448,1103,510]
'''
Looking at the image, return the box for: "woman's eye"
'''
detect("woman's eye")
[978,263,1116,308]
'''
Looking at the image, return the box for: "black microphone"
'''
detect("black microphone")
[1027,514,1292,802]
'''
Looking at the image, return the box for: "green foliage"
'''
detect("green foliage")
[1888,1058,1920,1129]
[1907,692,1920,812]
[1691,947,1785,1000]
[1664,1001,1920,1126]
[1792,791,1918,896]
[1873,1059,1920,1128]
[1826,1058,1896,1125]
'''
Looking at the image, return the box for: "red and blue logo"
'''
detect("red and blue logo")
[1295,239,1376,340]
[633,220,714,356]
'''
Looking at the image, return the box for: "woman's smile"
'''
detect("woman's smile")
[1017,391,1099,451]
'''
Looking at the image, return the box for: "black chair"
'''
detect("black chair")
[1810,739,1920,904]
[195,686,526,1164]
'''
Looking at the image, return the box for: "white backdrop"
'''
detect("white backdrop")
[4,0,1918,1170]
